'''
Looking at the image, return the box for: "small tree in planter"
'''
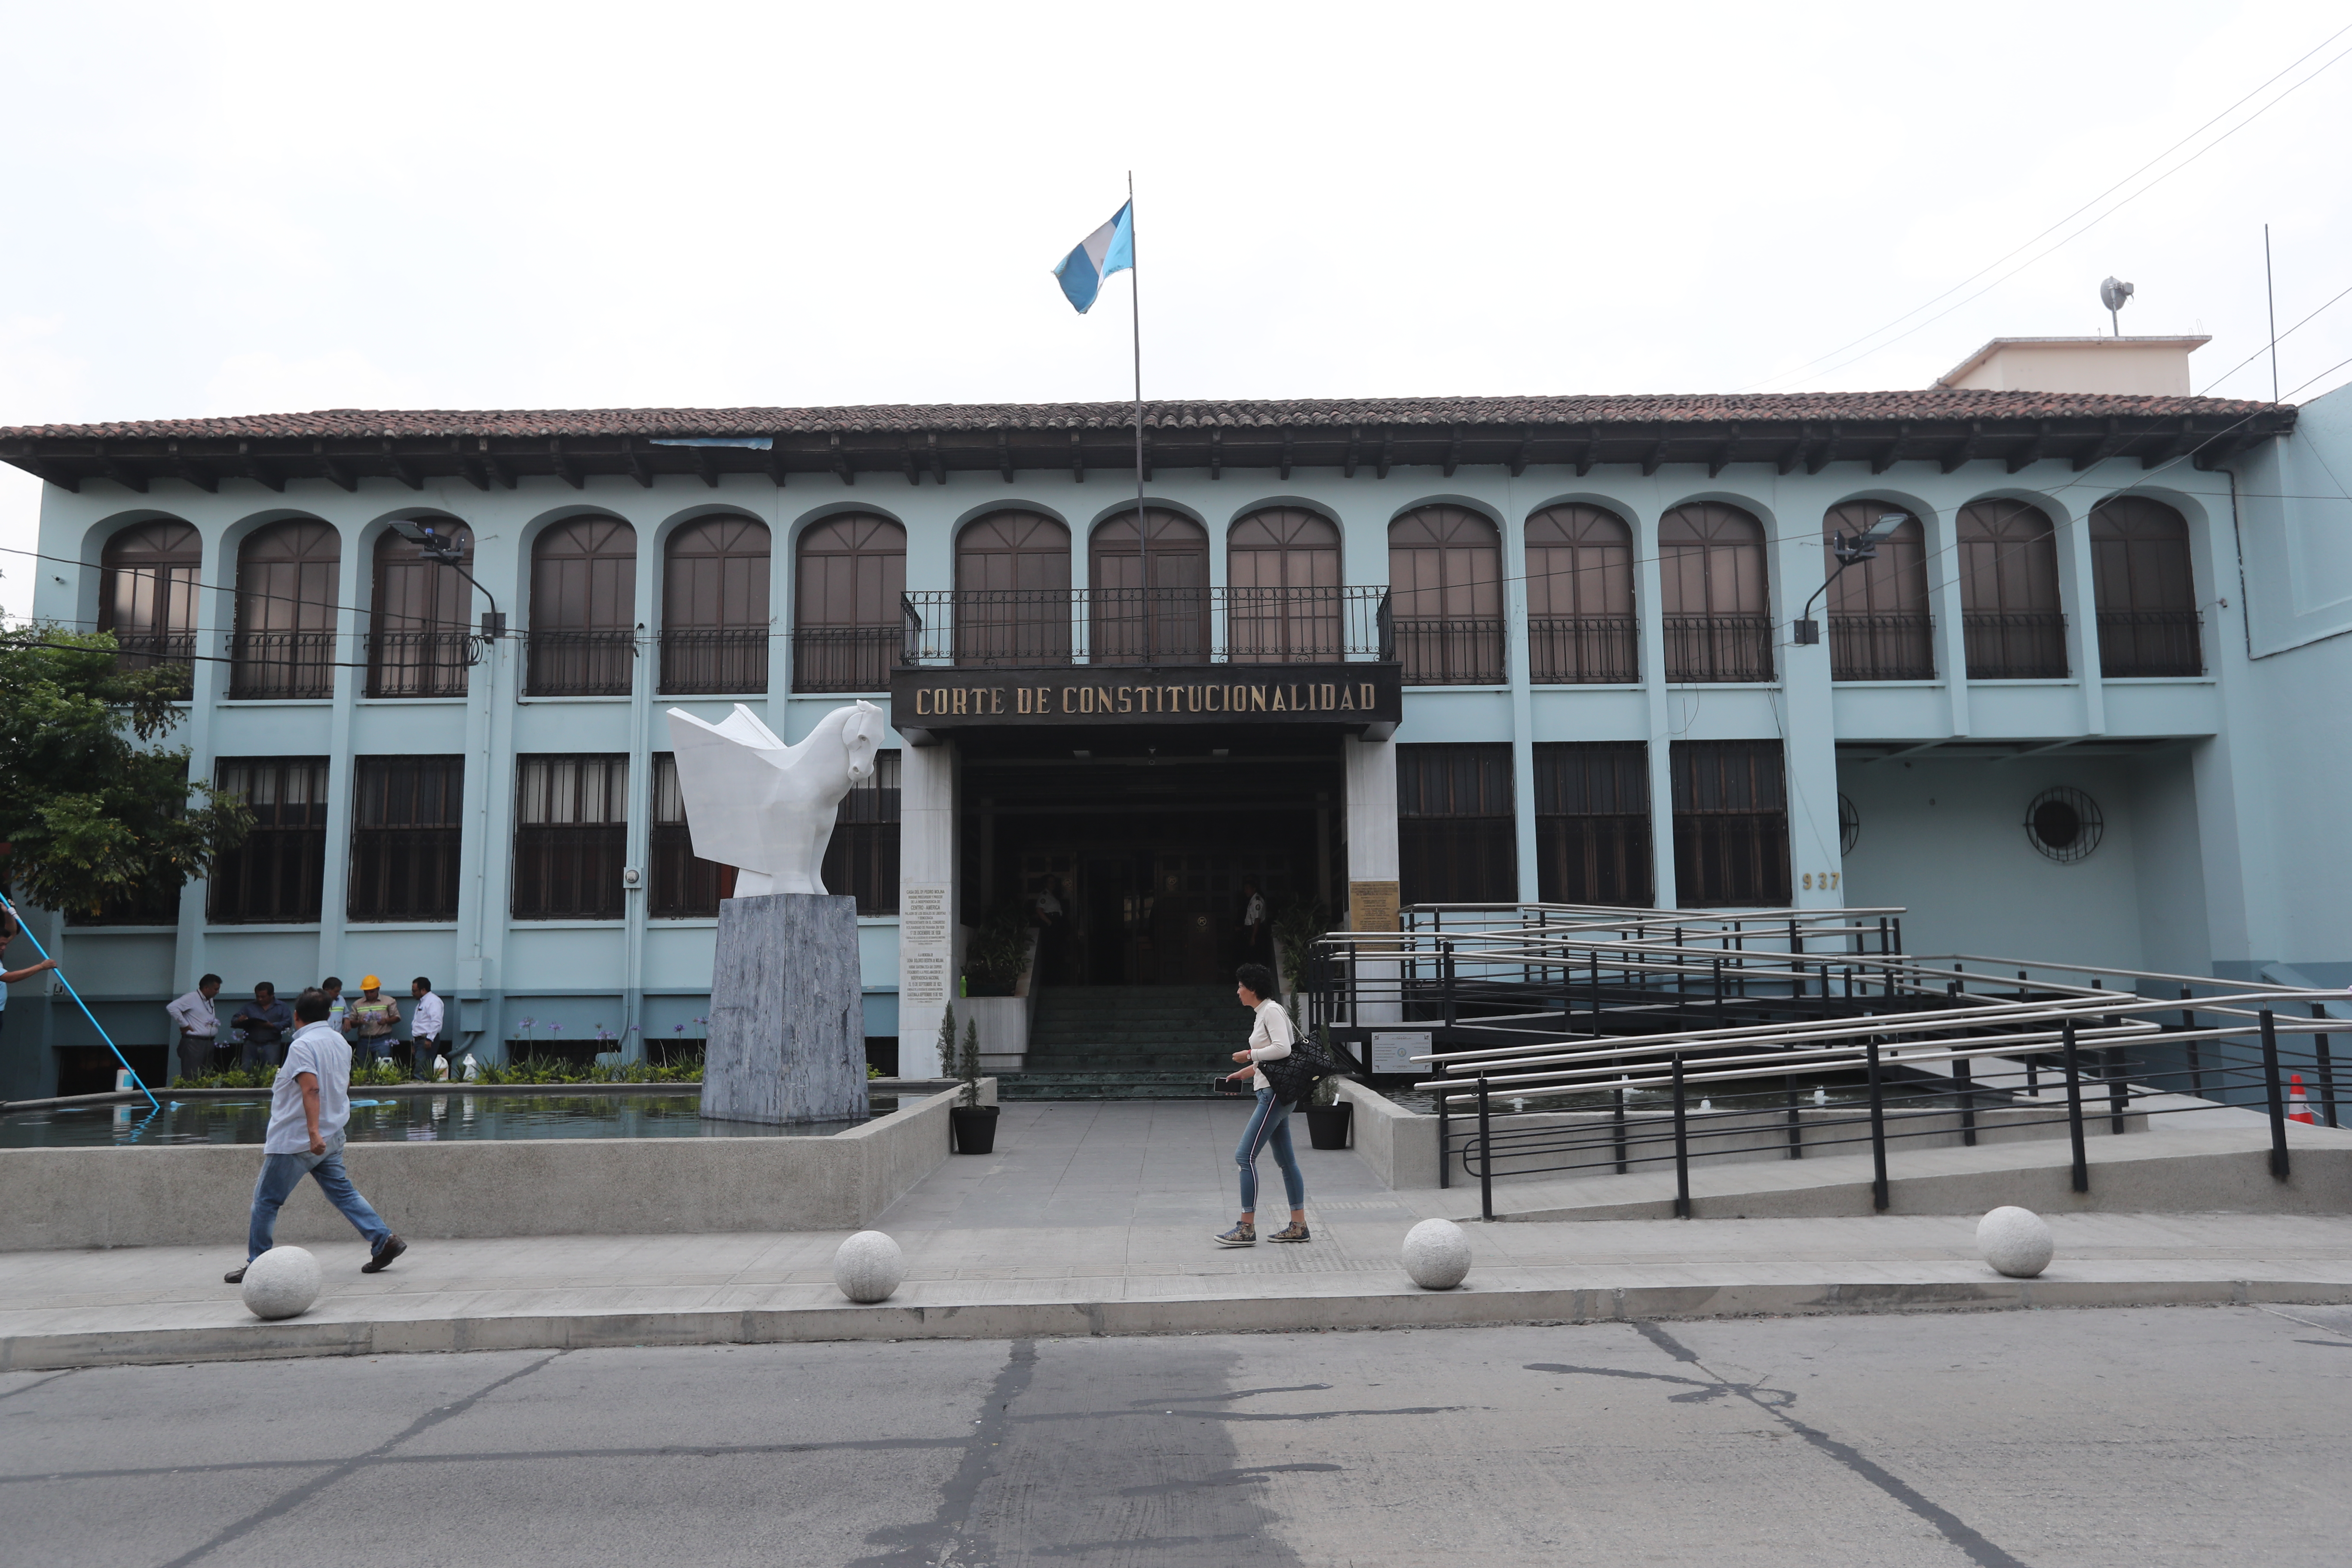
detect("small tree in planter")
[948,1008,999,1154]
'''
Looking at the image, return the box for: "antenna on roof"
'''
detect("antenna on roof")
[2099,276,2135,337]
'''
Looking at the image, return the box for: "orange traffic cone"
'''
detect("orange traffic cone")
[2289,1073,2316,1124]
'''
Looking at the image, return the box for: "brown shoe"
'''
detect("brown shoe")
[361,1236,407,1274]
[224,1264,248,1285]
[1268,1222,1311,1243]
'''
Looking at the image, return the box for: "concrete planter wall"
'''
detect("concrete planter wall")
[0,1080,994,1253]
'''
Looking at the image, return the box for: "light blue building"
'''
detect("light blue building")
[4,339,2347,1098]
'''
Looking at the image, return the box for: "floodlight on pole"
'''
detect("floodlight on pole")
[392,520,504,637]
[1795,511,1912,646]
[2099,276,2135,337]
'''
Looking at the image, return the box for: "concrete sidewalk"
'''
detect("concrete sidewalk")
[9,1101,2352,1371]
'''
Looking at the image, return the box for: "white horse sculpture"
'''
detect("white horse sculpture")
[664,701,887,897]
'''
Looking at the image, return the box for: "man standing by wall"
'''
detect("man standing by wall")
[346,977,400,1072]
[167,974,222,1084]
[225,986,405,1284]
[230,983,292,1071]
[409,977,444,1081]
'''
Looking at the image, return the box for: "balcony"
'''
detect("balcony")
[228,630,337,700]
[1963,612,2068,680]
[792,626,899,693]
[898,586,1393,668]
[1528,616,1638,684]
[1829,613,1935,682]
[659,628,769,695]
[367,629,472,698]
[1393,617,1506,685]
[1663,614,1773,683]
[526,630,636,697]
[2097,610,2202,678]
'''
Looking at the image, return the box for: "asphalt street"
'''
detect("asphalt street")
[5,1305,2349,1568]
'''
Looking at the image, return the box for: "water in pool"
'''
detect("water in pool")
[0,1092,899,1149]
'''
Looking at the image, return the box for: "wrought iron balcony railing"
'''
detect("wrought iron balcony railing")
[897,586,1393,668]
[1528,616,1638,684]
[1963,612,2068,680]
[2097,609,2203,678]
[526,629,636,696]
[1829,612,1936,682]
[1393,616,1506,684]
[228,630,337,700]
[658,628,769,695]
[1663,614,1774,683]
[367,628,473,698]
[111,630,196,674]
[792,626,899,692]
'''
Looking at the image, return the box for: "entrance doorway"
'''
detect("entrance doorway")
[962,740,1343,987]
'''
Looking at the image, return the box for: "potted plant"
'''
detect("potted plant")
[963,903,1030,997]
[946,1008,999,1154]
[1304,1024,1354,1149]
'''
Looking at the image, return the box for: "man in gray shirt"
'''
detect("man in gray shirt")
[224,987,407,1284]
[167,975,222,1084]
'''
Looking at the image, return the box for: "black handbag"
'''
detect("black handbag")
[1259,1026,1346,1107]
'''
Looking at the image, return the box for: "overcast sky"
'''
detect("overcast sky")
[5,0,2350,618]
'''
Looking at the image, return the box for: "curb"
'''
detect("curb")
[10,1275,2350,1372]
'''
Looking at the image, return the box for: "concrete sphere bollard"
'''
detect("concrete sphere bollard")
[241,1246,323,1320]
[1976,1206,2054,1278]
[833,1230,906,1303]
[1401,1218,1473,1290]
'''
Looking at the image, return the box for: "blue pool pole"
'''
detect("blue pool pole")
[0,890,160,1112]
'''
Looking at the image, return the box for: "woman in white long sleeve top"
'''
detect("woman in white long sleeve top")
[1215,962,1309,1246]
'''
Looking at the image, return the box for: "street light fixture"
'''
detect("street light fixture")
[1793,511,1908,646]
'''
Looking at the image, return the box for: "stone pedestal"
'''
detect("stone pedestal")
[703,894,868,1125]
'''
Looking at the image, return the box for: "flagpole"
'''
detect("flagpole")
[1129,171,1149,659]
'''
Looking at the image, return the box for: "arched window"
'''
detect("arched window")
[1526,504,1636,683]
[2089,497,2200,676]
[793,512,906,692]
[1090,508,1208,664]
[230,521,341,699]
[954,511,1071,665]
[528,516,637,695]
[98,521,200,677]
[1388,505,1504,684]
[368,522,473,698]
[1956,499,2065,679]
[1228,507,1341,663]
[1822,502,1932,681]
[661,514,771,695]
[1658,502,1771,681]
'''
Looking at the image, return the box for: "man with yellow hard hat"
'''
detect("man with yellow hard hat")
[346,975,401,1072]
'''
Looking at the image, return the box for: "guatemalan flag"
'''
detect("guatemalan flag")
[1052,201,1134,313]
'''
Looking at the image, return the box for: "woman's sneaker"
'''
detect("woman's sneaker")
[1268,1221,1311,1243]
[1213,1222,1256,1247]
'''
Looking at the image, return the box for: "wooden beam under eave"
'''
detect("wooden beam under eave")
[1777,430,1806,476]
[1375,428,1392,481]
[831,435,855,487]
[1069,429,1084,483]
[2070,417,2128,473]
[1871,424,1908,476]
[1443,426,1462,478]
[1344,426,1360,479]
[104,459,150,493]
[2006,420,2050,475]
[1210,427,1222,480]
[2143,417,2196,469]
[1509,426,1531,477]
[238,443,286,493]
[1942,421,1984,475]
[547,440,580,491]
[997,431,1014,484]
[1279,428,1293,481]
[380,444,423,491]
[1640,438,1667,477]
[167,446,219,494]
[928,432,945,485]
[28,458,80,492]
[1707,426,1740,479]
[1574,437,1599,477]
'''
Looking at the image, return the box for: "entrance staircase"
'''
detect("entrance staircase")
[999,984,1248,1100]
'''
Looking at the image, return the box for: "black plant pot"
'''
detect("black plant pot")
[949,1104,1000,1154]
[1305,1102,1353,1150]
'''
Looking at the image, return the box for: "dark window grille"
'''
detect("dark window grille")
[99,521,200,686]
[1662,614,1774,682]
[1828,613,1936,680]
[368,525,472,697]
[529,516,637,695]
[230,521,341,699]
[794,512,906,692]
[349,756,463,921]
[820,750,900,916]
[512,755,628,919]
[1228,508,1342,663]
[208,758,331,923]
[956,511,1071,666]
[1528,616,1640,683]
[2089,497,2201,677]
[1958,499,2066,678]
[658,628,769,695]
[661,515,770,693]
[1961,612,2069,680]
[1397,744,1516,904]
[1670,740,1790,907]
[1528,504,1638,683]
[1391,506,1505,684]
[650,752,736,917]
[1535,742,1651,906]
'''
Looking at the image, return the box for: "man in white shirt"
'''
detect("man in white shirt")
[166,974,222,1084]
[224,986,407,1284]
[408,976,445,1080]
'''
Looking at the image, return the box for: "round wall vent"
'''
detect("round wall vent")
[2024,787,2103,864]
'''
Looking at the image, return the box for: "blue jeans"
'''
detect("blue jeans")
[1234,1088,1305,1214]
[248,1143,392,1262]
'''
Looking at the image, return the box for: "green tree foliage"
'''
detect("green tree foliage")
[0,628,251,917]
